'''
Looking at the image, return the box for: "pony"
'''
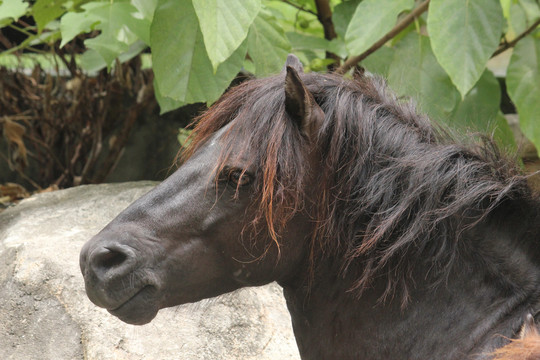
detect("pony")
[80,55,540,359]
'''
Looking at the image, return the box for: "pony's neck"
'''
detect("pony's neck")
[280,201,540,360]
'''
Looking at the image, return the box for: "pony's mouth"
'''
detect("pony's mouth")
[107,285,159,325]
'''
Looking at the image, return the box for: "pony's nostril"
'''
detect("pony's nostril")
[95,248,128,270]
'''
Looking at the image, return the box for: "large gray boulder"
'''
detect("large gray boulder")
[0,182,300,360]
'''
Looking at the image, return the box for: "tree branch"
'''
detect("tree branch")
[282,0,317,16]
[314,0,337,40]
[314,0,340,67]
[491,18,540,58]
[336,0,430,75]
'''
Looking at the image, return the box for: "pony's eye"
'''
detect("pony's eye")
[228,169,252,186]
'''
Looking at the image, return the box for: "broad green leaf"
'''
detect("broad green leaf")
[193,0,260,71]
[500,0,511,19]
[519,0,540,23]
[153,77,186,114]
[89,2,149,43]
[80,39,148,73]
[509,0,540,35]
[448,70,500,131]
[83,2,150,67]
[387,33,458,122]
[493,112,517,150]
[345,0,413,56]
[242,59,256,74]
[85,37,129,67]
[151,0,247,106]
[427,0,504,97]
[389,35,514,148]
[361,46,394,78]
[131,0,157,20]
[509,1,528,34]
[59,2,104,47]
[332,0,361,39]
[247,10,291,76]
[33,0,69,31]
[287,32,346,57]
[0,0,28,26]
[447,69,514,149]
[308,58,336,72]
[80,48,107,73]
[507,36,540,156]
[177,128,192,146]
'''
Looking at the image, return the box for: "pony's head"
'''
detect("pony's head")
[79,55,324,324]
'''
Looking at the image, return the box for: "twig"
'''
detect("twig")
[55,44,78,77]
[282,0,317,16]
[336,0,430,75]
[8,23,35,38]
[492,18,540,57]
[0,30,13,49]
[0,151,42,190]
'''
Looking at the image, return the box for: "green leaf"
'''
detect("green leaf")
[448,70,500,130]
[389,34,514,148]
[500,0,511,19]
[493,112,517,150]
[153,77,186,114]
[131,0,157,20]
[361,46,394,78]
[83,2,150,67]
[507,36,540,156]
[345,0,414,56]
[0,0,28,26]
[59,2,104,47]
[247,9,291,76]
[519,0,540,24]
[151,0,247,105]
[427,0,504,97]
[447,69,514,149]
[387,33,458,122]
[332,0,361,39]
[80,48,107,73]
[33,0,69,31]
[287,32,339,55]
[177,128,193,146]
[85,37,129,67]
[193,0,260,71]
[509,1,528,34]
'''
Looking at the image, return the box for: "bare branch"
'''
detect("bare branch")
[314,0,340,67]
[336,0,430,75]
[314,0,337,40]
[492,18,540,58]
[282,0,317,16]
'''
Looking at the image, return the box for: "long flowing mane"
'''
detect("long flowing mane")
[183,71,533,301]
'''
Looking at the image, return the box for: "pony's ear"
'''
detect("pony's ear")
[282,54,304,74]
[284,65,324,140]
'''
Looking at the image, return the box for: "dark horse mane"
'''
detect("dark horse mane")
[183,71,533,301]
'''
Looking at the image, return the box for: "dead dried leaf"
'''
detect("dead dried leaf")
[1,117,28,169]
[0,182,30,202]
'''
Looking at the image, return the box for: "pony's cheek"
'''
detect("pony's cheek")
[155,239,241,304]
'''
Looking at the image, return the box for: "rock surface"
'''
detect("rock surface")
[0,182,300,360]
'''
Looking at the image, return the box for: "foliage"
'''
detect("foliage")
[1,0,540,153]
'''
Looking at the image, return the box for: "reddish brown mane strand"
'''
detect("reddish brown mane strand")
[492,331,540,360]
[182,76,309,253]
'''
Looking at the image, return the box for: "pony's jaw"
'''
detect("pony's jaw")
[80,223,244,324]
